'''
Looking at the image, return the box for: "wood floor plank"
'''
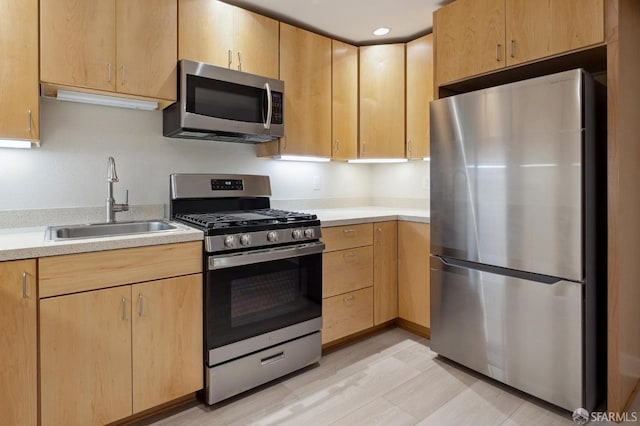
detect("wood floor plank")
[415,379,525,426]
[330,398,417,426]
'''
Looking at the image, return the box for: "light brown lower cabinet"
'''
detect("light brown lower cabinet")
[398,222,431,329]
[321,221,398,345]
[40,274,203,426]
[374,221,398,325]
[0,259,37,426]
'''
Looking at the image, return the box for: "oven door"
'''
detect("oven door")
[205,242,323,366]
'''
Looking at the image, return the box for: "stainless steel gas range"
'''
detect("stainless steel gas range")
[170,174,323,405]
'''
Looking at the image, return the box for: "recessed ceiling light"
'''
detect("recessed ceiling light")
[373,27,390,36]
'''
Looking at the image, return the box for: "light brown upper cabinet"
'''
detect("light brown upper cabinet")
[331,40,358,160]
[0,0,39,142]
[406,34,434,159]
[505,0,605,67]
[359,44,405,159]
[41,0,177,102]
[259,24,332,158]
[178,0,279,79]
[434,0,506,86]
[435,0,605,86]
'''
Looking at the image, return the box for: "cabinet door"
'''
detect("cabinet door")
[233,6,279,79]
[359,44,405,158]
[434,0,505,85]
[506,0,605,66]
[0,260,37,426]
[374,221,398,325]
[0,0,39,142]
[132,275,203,413]
[332,40,358,160]
[40,286,133,426]
[406,34,433,159]
[40,0,116,91]
[116,0,177,100]
[279,23,332,157]
[178,0,234,67]
[398,222,430,328]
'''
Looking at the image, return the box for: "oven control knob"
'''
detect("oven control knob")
[224,235,235,248]
[292,229,303,240]
[304,228,315,239]
[267,231,278,242]
[240,234,252,246]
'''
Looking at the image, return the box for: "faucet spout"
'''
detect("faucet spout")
[107,156,119,183]
[106,157,129,223]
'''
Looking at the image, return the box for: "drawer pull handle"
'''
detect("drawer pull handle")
[343,229,356,235]
[22,272,27,298]
[138,293,144,317]
[121,297,127,321]
[261,352,285,366]
[343,295,355,303]
[343,253,356,259]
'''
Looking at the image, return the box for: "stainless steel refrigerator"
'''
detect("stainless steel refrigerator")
[430,69,606,412]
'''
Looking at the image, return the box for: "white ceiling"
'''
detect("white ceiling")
[224,0,453,45]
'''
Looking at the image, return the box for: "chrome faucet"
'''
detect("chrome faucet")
[106,157,129,223]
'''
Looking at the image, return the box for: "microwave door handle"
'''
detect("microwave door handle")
[263,82,273,130]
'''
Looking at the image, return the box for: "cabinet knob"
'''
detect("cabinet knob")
[343,295,355,303]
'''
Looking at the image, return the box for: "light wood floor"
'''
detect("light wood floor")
[150,327,639,426]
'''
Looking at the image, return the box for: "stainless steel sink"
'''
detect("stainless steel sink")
[45,220,178,241]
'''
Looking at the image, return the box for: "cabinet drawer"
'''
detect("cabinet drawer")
[323,246,373,298]
[322,223,373,252]
[322,287,373,344]
[39,242,202,298]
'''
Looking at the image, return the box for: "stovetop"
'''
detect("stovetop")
[175,208,317,231]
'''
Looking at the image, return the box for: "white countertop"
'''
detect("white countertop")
[303,207,430,227]
[0,207,429,261]
[0,221,203,262]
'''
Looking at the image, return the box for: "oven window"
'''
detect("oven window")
[206,253,322,350]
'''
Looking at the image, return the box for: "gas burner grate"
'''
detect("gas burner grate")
[175,209,317,229]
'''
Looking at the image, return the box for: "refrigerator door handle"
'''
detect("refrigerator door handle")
[434,255,579,285]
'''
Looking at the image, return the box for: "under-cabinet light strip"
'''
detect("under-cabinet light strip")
[273,155,331,163]
[56,89,158,111]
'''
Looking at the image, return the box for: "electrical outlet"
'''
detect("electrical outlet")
[313,176,321,191]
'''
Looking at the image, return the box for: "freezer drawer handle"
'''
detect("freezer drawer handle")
[435,256,574,285]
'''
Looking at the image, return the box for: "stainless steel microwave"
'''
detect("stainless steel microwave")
[163,59,284,143]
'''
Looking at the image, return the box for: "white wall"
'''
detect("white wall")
[0,98,372,211]
[370,161,430,210]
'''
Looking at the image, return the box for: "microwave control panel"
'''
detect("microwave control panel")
[272,92,283,124]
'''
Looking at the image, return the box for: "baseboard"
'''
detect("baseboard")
[396,318,430,339]
[107,393,200,426]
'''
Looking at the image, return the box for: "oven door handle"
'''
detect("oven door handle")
[208,241,325,270]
